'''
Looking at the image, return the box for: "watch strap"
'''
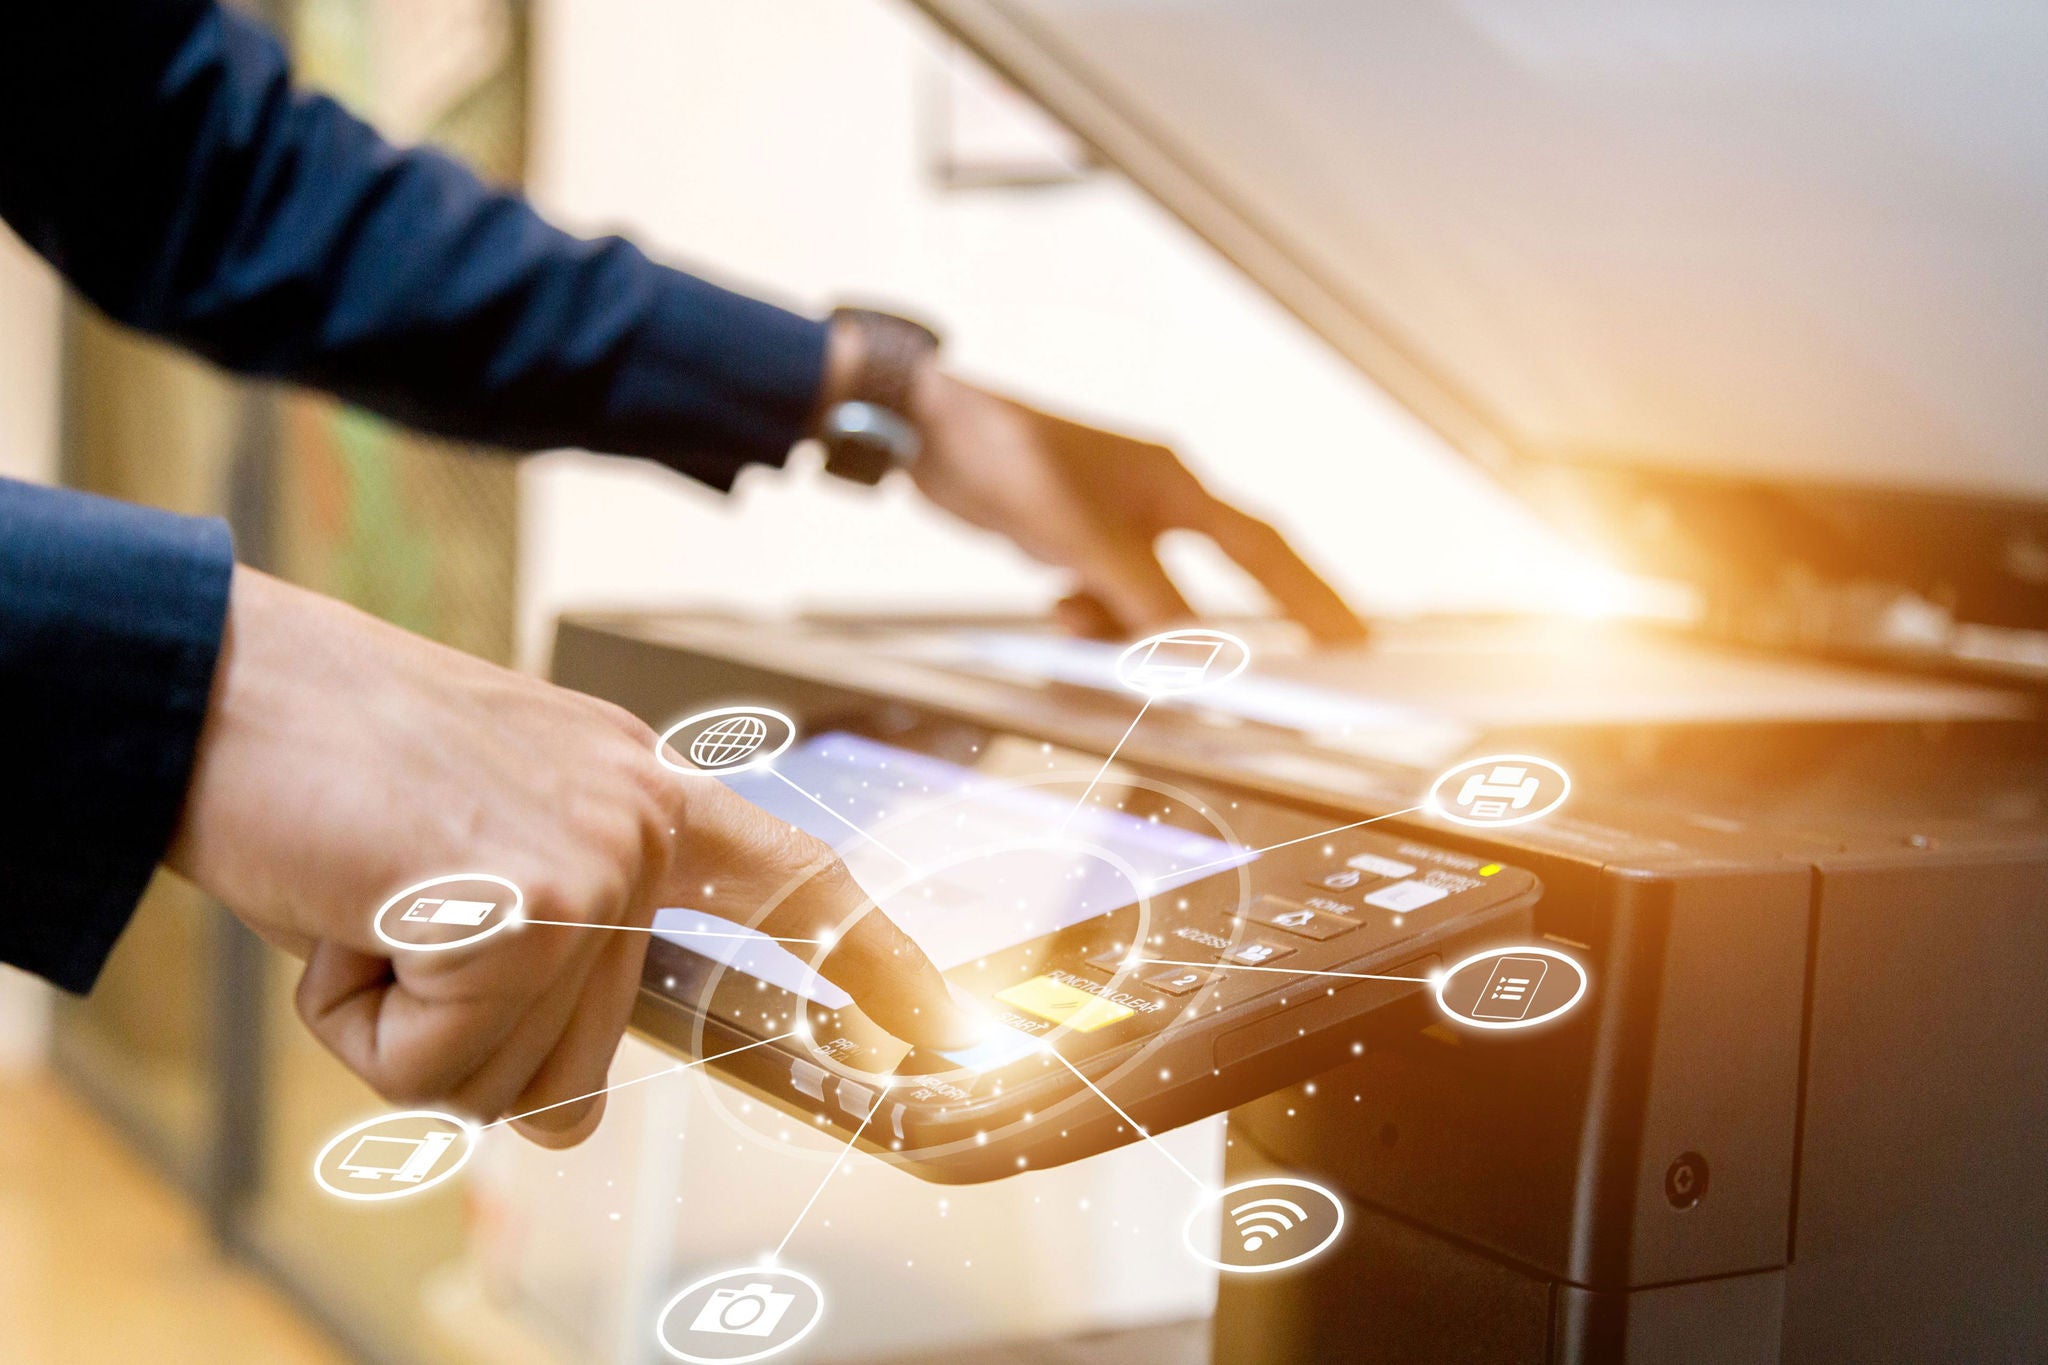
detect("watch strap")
[817,307,942,485]
[828,306,940,421]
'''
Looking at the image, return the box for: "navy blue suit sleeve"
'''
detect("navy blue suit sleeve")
[1,0,827,490]
[0,478,234,992]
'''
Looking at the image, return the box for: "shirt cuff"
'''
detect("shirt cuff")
[0,479,234,993]
[607,266,830,491]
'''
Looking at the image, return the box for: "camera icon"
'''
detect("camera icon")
[658,1265,823,1362]
[689,1282,797,1339]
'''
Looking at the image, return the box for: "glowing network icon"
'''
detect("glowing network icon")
[693,713,769,768]
[1232,1195,1307,1253]
[656,1266,825,1363]
[1434,945,1589,1031]
[373,872,523,954]
[1426,753,1571,829]
[1185,1176,1346,1273]
[312,1110,477,1203]
[658,706,798,775]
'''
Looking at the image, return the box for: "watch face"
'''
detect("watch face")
[821,433,895,487]
[820,401,920,485]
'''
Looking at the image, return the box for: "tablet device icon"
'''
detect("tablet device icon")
[1129,636,1223,689]
[1434,945,1588,1031]
[1112,628,1250,697]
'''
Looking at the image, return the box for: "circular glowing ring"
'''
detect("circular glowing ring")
[312,1109,478,1202]
[1425,752,1572,829]
[785,833,1153,1075]
[373,872,524,954]
[1433,944,1589,1031]
[1113,628,1251,698]
[657,705,799,776]
[655,1266,825,1364]
[1182,1176,1347,1274]
[668,765,1258,1172]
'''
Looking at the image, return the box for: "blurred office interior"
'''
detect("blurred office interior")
[0,1,1636,1362]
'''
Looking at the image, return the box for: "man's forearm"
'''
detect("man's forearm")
[1,0,827,489]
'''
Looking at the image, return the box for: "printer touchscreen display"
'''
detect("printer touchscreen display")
[649,731,1254,1011]
[627,707,1543,1180]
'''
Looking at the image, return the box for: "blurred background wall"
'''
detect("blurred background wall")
[0,234,58,487]
[0,231,61,1070]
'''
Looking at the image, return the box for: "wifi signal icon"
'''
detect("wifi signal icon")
[1231,1196,1309,1253]
[1188,1178,1345,1273]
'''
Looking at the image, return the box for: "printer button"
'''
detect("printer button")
[1251,895,1362,941]
[1140,964,1213,996]
[1218,939,1297,968]
[789,1058,829,1101]
[1364,880,1452,914]
[1345,852,1418,880]
[836,1077,878,1119]
[996,975,1134,1032]
[1084,943,1139,973]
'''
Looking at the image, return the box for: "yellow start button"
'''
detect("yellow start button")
[996,975,1134,1033]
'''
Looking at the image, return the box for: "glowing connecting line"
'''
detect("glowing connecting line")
[518,918,826,945]
[768,1085,886,1264]
[483,1033,796,1131]
[1166,805,1425,881]
[767,767,919,870]
[354,694,1584,1343]
[1055,626,1255,835]
[1057,695,1152,833]
[1043,1044,1210,1193]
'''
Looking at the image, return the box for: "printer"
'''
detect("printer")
[550,3,2048,1360]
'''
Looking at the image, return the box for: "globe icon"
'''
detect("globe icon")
[689,714,770,769]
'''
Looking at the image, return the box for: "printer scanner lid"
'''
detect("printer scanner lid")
[913,1,2048,637]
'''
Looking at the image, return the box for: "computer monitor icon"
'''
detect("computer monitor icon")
[1131,637,1224,688]
[337,1131,459,1183]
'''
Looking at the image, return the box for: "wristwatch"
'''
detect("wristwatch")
[815,306,942,486]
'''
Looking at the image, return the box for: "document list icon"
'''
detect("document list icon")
[1472,956,1549,1021]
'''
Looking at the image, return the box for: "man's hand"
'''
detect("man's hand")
[906,369,1368,645]
[165,568,979,1148]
